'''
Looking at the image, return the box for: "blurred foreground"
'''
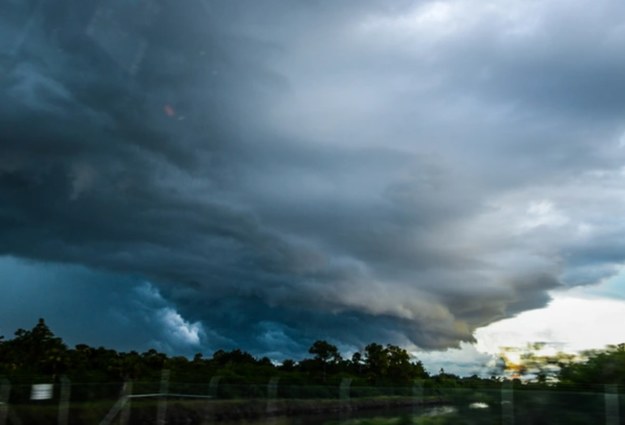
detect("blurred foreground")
[2,320,625,423]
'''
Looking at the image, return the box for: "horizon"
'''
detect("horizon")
[3,316,621,380]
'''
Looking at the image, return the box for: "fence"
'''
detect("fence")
[0,373,623,424]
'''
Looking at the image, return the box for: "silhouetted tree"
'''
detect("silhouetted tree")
[0,318,68,377]
[364,343,389,383]
[279,359,296,371]
[308,340,341,382]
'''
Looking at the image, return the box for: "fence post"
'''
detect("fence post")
[339,378,352,402]
[203,376,222,425]
[501,380,514,425]
[413,379,424,414]
[202,376,221,425]
[99,381,133,425]
[156,369,170,425]
[605,384,619,425]
[208,376,221,398]
[57,376,71,425]
[339,378,352,422]
[0,378,10,425]
[120,381,133,425]
[266,377,280,415]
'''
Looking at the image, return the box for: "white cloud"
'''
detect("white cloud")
[414,342,494,376]
[158,307,203,346]
[134,282,205,348]
[474,287,625,355]
[522,200,569,230]
[419,277,625,376]
[357,0,547,47]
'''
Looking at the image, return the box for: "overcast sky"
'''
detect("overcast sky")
[2,0,625,370]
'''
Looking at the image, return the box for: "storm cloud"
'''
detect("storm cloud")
[2,0,625,356]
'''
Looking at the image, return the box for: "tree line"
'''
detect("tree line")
[1,319,624,392]
[0,319,432,387]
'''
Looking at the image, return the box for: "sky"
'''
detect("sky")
[2,0,625,374]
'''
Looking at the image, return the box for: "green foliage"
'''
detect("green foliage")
[0,318,68,377]
[363,343,428,385]
[6,320,625,425]
[0,319,500,398]
[558,343,625,388]
[309,340,342,364]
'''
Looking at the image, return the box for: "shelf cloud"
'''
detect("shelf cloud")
[2,0,625,356]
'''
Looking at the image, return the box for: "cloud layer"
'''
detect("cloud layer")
[2,0,625,355]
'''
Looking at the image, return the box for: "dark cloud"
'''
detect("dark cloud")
[2,0,625,356]
[0,257,204,355]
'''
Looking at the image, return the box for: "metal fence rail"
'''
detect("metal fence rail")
[0,372,622,425]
